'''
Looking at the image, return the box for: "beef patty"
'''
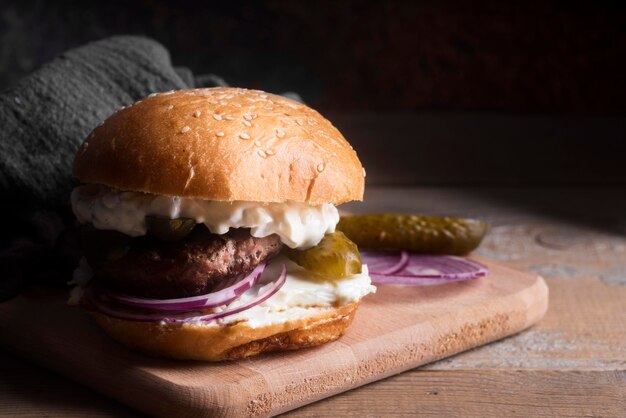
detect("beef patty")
[82,225,283,299]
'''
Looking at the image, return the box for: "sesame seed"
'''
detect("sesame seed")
[213,114,223,121]
[233,103,242,108]
[181,126,191,133]
[244,114,253,121]
[307,118,316,125]
[193,110,201,118]
[276,129,285,138]
[216,132,225,137]
[220,101,228,105]
[243,120,252,127]
[210,100,219,105]
[296,118,304,126]
[363,168,367,177]
[240,133,251,140]
[167,104,174,110]
[263,106,274,110]
[260,94,268,99]
[266,149,274,156]
[148,92,158,98]
[317,163,325,172]
[254,140,262,147]
[225,115,234,120]
[257,149,267,158]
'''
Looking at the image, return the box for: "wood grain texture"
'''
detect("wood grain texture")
[282,370,626,417]
[0,352,139,418]
[2,186,625,417]
[0,259,546,417]
[283,276,626,417]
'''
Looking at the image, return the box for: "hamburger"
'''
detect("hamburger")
[69,87,375,361]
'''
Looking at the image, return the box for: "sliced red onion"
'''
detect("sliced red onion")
[82,264,287,323]
[361,250,409,275]
[83,287,198,322]
[169,264,287,324]
[105,262,266,312]
[362,251,488,286]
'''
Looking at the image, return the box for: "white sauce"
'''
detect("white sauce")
[71,185,340,249]
[185,256,376,328]
[67,258,93,306]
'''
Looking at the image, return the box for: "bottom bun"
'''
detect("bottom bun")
[88,302,359,361]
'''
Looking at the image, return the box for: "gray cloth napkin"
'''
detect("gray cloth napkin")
[0,35,201,205]
[0,35,225,300]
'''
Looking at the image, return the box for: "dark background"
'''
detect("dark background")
[1,1,626,410]
[1,0,625,185]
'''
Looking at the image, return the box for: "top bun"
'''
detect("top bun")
[73,88,364,205]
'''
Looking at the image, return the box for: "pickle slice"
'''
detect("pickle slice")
[145,216,197,241]
[286,231,362,279]
[336,214,488,255]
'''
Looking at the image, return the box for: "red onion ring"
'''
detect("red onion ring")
[361,250,409,275]
[362,252,488,286]
[82,264,287,323]
[83,287,199,322]
[105,262,266,312]
[171,264,287,324]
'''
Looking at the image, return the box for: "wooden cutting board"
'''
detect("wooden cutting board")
[0,257,547,417]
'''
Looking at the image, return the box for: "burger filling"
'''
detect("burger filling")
[69,185,375,325]
[80,225,283,299]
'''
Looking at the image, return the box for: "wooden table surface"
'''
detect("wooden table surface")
[1,186,625,417]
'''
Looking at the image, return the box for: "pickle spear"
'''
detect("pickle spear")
[336,214,488,255]
[145,216,197,241]
[286,231,362,279]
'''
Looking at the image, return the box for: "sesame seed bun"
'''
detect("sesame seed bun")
[73,88,369,361]
[73,88,364,205]
[88,302,359,361]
